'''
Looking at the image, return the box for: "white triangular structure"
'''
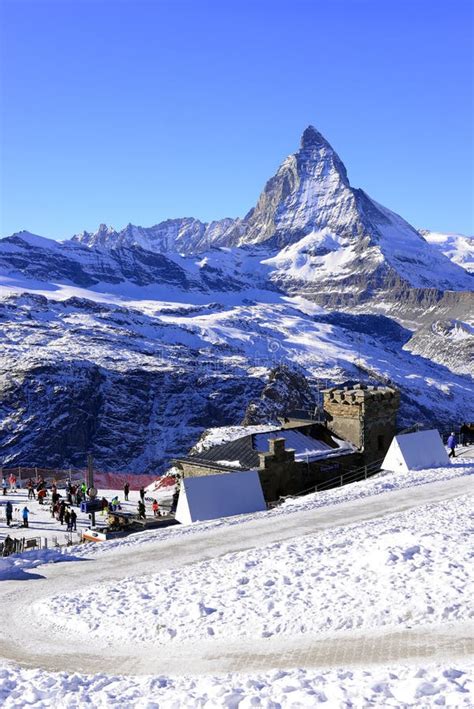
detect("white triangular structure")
[382,429,450,473]
[175,471,266,525]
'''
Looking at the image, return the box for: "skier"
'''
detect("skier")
[22,506,29,528]
[123,482,130,501]
[137,500,146,520]
[152,499,159,517]
[447,431,457,458]
[5,500,13,526]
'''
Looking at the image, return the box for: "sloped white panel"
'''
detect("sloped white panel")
[382,429,450,473]
[175,471,266,525]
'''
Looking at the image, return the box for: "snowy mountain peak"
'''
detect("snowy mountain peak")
[298,124,349,184]
[97,223,115,234]
[2,125,472,293]
[300,124,327,149]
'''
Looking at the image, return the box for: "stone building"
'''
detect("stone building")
[175,423,361,502]
[322,383,400,463]
[174,382,400,503]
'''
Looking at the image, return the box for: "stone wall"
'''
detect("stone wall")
[323,384,400,463]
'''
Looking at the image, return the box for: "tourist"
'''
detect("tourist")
[22,506,29,528]
[5,500,13,526]
[137,500,146,520]
[27,479,35,499]
[8,474,16,492]
[2,477,7,495]
[64,508,71,530]
[58,500,66,525]
[139,487,145,503]
[37,488,47,505]
[447,431,457,458]
[100,497,109,515]
[69,509,77,531]
[124,482,130,501]
[152,499,159,517]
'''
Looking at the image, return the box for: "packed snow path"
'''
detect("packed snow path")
[0,474,472,677]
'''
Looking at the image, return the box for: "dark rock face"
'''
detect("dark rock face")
[0,358,263,473]
[0,362,104,468]
[242,365,318,425]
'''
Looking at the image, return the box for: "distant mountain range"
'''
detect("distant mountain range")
[0,126,472,472]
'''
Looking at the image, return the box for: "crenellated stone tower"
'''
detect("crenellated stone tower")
[323,384,400,463]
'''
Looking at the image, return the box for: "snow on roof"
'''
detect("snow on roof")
[191,424,279,454]
[186,423,357,470]
[254,429,356,462]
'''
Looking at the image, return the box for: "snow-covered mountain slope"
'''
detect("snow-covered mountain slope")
[67,126,472,293]
[0,291,471,471]
[0,230,273,296]
[1,127,472,306]
[420,229,474,273]
[0,125,472,471]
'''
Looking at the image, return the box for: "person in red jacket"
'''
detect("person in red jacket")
[152,499,159,517]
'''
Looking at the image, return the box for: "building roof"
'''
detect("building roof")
[178,423,356,471]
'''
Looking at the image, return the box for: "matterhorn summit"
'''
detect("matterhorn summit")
[65,125,471,293]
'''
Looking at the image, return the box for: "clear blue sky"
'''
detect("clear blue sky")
[1,0,473,239]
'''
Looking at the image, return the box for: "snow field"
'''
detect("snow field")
[63,459,473,560]
[0,660,472,708]
[0,462,472,707]
[33,493,473,646]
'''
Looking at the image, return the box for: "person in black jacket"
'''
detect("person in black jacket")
[5,501,13,526]
[137,500,146,519]
[123,482,130,501]
[69,509,77,531]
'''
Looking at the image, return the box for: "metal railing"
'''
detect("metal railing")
[278,456,385,504]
